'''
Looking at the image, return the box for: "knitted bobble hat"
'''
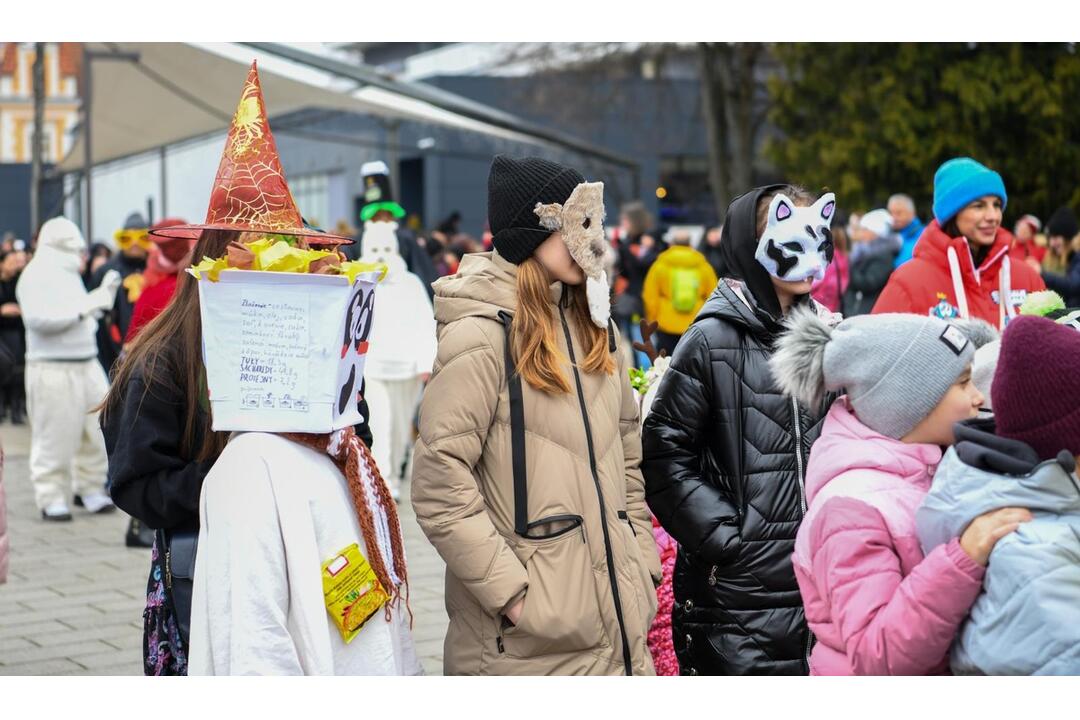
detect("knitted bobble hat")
[770,308,998,439]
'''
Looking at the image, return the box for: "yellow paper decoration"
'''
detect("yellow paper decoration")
[257,240,310,273]
[339,261,388,285]
[188,243,379,284]
[189,256,229,282]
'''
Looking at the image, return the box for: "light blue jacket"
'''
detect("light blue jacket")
[917,424,1080,675]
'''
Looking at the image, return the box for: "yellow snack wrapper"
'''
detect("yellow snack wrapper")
[321,543,390,644]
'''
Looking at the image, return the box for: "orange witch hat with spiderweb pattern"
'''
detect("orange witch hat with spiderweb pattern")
[150,61,350,246]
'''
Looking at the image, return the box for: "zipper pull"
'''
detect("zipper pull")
[496,635,505,654]
[707,565,718,586]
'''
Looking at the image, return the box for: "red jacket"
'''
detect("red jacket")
[125,273,178,343]
[872,221,1045,329]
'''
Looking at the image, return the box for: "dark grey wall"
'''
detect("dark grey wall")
[269,72,712,239]
[0,164,64,241]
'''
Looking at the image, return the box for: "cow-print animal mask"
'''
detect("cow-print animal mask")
[754,192,836,283]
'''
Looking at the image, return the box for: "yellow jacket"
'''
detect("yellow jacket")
[642,245,718,335]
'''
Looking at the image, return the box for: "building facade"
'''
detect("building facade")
[0,43,81,164]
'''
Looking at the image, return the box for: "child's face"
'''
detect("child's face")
[902,365,984,446]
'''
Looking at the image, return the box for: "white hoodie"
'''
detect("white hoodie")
[16,218,119,362]
[189,432,422,676]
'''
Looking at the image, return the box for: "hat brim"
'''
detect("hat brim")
[148,222,353,246]
[360,202,406,223]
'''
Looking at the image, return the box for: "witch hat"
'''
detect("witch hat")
[150,61,351,246]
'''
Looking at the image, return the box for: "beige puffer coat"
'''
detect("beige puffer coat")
[411,251,661,675]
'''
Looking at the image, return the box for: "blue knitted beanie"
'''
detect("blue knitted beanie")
[933,157,1007,225]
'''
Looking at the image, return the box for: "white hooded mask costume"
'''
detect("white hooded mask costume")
[357,221,438,498]
[358,221,438,381]
[14,216,119,514]
[16,216,121,361]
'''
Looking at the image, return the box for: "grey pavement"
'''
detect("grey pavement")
[0,421,448,675]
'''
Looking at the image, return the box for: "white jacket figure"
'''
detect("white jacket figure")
[15,217,121,520]
[359,221,437,498]
[189,432,423,676]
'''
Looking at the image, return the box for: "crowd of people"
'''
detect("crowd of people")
[1,61,1078,677]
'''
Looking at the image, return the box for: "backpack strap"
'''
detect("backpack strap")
[497,311,529,537]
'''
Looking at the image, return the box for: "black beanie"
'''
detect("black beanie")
[1045,206,1078,239]
[487,155,585,264]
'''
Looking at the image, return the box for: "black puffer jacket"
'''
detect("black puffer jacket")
[643,281,829,674]
[642,185,832,675]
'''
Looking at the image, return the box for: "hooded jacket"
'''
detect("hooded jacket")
[873,221,1045,328]
[641,186,831,675]
[16,220,102,362]
[410,250,660,676]
[917,418,1080,675]
[641,245,718,335]
[793,401,986,675]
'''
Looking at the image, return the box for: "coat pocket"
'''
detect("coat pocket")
[499,521,604,658]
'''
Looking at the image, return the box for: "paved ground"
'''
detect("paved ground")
[0,421,449,675]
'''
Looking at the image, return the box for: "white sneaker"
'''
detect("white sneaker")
[75,492,116,514]
[42,501,73,522]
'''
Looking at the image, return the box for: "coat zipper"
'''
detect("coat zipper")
[558,288,634,676]
[791,396,808,516]
[790,396,814,669]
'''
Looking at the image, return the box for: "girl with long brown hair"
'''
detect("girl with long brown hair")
[411,155,661,675]
[100,62,379,675]
[101,228,232,675]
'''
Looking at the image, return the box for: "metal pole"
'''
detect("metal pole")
[159,145,167,217]
[385,120,400,201]
[82,44,92,245]
[30,43,45,236]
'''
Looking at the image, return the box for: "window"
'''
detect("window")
[290,173,330,230]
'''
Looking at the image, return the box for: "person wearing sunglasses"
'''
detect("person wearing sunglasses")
[90,212,150,374]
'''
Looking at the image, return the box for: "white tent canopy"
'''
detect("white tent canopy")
[57,41,552,173]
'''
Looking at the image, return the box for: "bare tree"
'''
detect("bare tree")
[698,43,770,222]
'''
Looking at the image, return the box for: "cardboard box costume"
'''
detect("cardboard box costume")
[175,62,416,675]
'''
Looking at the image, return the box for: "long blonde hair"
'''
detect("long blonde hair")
[512,257,614,394]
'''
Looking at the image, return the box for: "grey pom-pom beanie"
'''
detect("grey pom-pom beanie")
[771,309,998,439]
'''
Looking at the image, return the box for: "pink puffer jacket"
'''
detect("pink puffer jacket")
[792,400,985,675]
